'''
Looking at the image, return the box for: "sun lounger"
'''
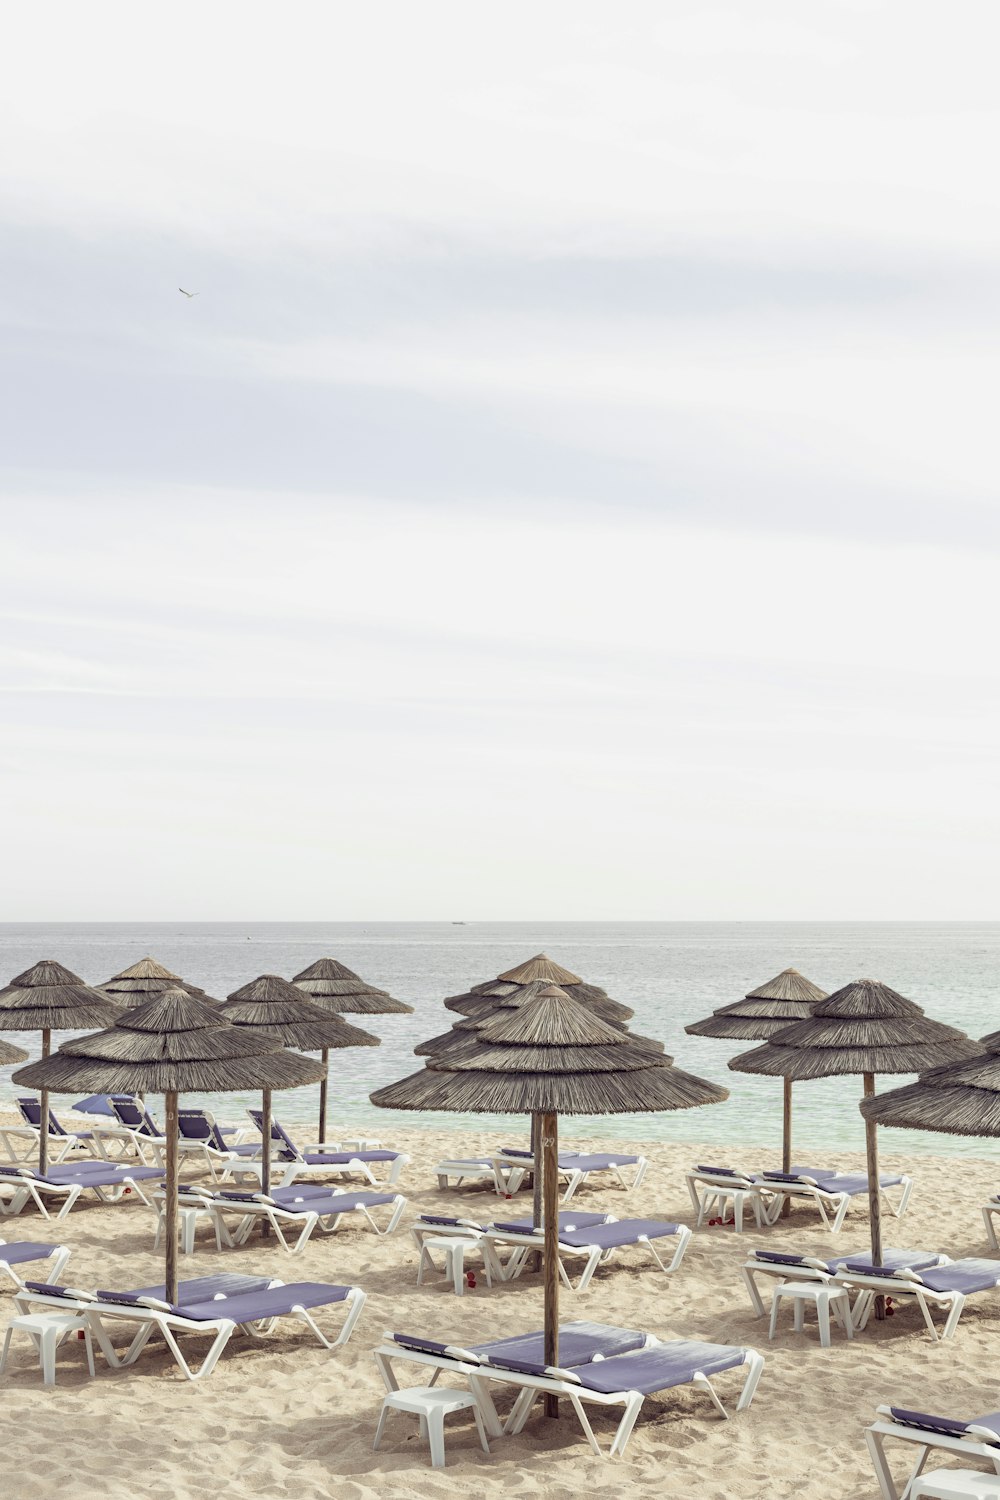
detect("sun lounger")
[0,1098,99,1165]
[0,1237,72,1291]
[485,1213,691,1292]
[493,1146,648,1204]
[759,1167,913,1233]
[89,1099,169,1166]
[685,1164,779,1231]
[14,1272,366,1381]
[866,1405,1000,1500]
[175,1109,256,1180]
[374,1320,764,1458]
[833,1259,1000,1340]
[0,1162,162,1219]
[741,1247,948,1317]
[433,1158,504,1192]
[982,1195,1000,1252]
[226,1113,409,1190]
[204,1185,407,1253]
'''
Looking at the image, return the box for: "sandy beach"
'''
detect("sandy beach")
[1,1115,997,1500]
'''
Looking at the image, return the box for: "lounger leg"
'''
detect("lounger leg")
[504,1387,537,1435]
[768,1291,781,1341]
[575,1248,600,1293]
[633,1158,649,1189]
[372,1404,391,1452]
[687,1177,705,1219]
[734,1195,744,1234]
[470,1399,490,1455]
[816,1295,832,1348]
[830,1195,850,1233]
[466,1373,504,1440]
[736,1350,766,1412]
[0,1325,13,1377]
[609,1394,645,1458]
[742,1266,767,1318]
[567,1391,604,1457]
[864,1428,902,1500]
[985,1207,1000,1252]
[50,1247,72,1283]
[940,1293,965,1341]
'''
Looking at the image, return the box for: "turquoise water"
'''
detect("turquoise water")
[0,921,997,1158]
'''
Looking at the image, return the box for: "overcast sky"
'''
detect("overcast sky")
[2,2,998,919]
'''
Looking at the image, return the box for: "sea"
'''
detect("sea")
[0,921,996,1159]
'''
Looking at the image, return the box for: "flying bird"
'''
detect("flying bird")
[178,287,199,298]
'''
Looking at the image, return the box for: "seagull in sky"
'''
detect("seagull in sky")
[178,287,199,298]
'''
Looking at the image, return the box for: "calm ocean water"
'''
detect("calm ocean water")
[1,921,997,1159]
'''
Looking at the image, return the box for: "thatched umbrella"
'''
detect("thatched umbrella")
[291,958,411,1140]
[372,982,727,1414]
[220,974,379,1195]
[685,968,828,1191]
[860,1023,1000,1139]
[13,988,323,1303]
[0,961,120,1174]
[97,956,210,1005]
[730,979,976,1295]
[444,953,634,1028]
[0,1039,28,1064]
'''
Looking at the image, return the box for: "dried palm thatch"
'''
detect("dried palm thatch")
[98,956,213,1005]
[685,968,828,1042]
[860,1026,1000,1137]
[729,979,976,1080]
[497,954,583,985]
[0,960,121,1032]
[443,956,634,1027]
[0,1039,28,1065]
[221,975,379,1051]
[373,984,726,1118]
[291,957,413,1015]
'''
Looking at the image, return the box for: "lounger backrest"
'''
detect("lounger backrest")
[888,1407,978,1439]
[0,1165,40,1181]
[750,1250,806,1267]
[695,1164,741,1177]
[417,1214,484,1231]
[23,1281,95,1302]
[390,1332,457,1357]
[761,1171,820,1186]
[485,1352,583,1382]
[178,1110,228,1153]
[16,1096,66,1134]
[111,1099,160,1136]
[247,1110,301,1162]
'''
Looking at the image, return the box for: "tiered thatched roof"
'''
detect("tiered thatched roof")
[372,983,727,1116]
[97,956,212,1005]
[442,952,634,1029]
[0,960,121,1032]
[0,1039,28,1064]
[14,988,325,1095]
[291,957,412,1015]
[860,1025,1000,1137]
[686,967,828,1042]
[221,974,380,1052]
[730,978,977,1080]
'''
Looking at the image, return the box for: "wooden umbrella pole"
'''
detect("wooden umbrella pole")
[531,1112,543,1231]
[863,1072,885,1320]
[165,1091,179,1307]
[542,1110,560,1419]
[39,1030,51,1177]
[318,1050,329,1144]
[781,1078,793,1219]
[261,1087,272,1240]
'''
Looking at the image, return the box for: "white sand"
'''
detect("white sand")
[1,1116,997,1500]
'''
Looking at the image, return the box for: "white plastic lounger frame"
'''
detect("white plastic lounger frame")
[834,1264,1000,1342]
[209,1192,407,1253]
[223,1148,409,1192]
[0,1124,93,1166]
[866,1406,1000,1500]
[14,1282,367,1383]
[486,1220,692,1293]
[983,1197,1000,1252]
[374,1333,764,1459]
[685,1167,778,1232]
[741,1254,841,1318]
[761,1172,913,1234]
[433,1159,504,1192]
[0,1169,156,1221]
[492,1151,649,1205]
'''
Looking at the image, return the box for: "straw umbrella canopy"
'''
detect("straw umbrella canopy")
[291,958,411,1140]
[0,1039,28,1065]
[860,1023,1000,1139]
[685,968,828,1187]
[97,957,212,1005]
[13,987,323,1303]
[729,978,976,1289]
[0,961,121,1173]
[443,953,634,1028]
[372,982,727,1412]
[219,975,379,1193]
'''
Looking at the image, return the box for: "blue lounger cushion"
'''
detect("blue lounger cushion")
[889,1407,1000,1443]
[752,1248,943,1272]
[491,1213,611,1234]
[473,1321,648,1366]
[178,1283,351,1322]
[571,1341,746,1395]
[557,1219,680,1249]
[843,1260,1000,1294]
[0,1243,63,1265]
[220,1191,396,1216]
[130,1274,275,1302]
[559,1153,641,1170]
[301,1150,400,1165]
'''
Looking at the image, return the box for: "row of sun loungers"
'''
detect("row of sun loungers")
[159,1183,408,1254]
[433,1147,648,1202]
[686,1163,913,1233]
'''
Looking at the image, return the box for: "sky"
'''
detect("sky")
[1,2,998,919]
